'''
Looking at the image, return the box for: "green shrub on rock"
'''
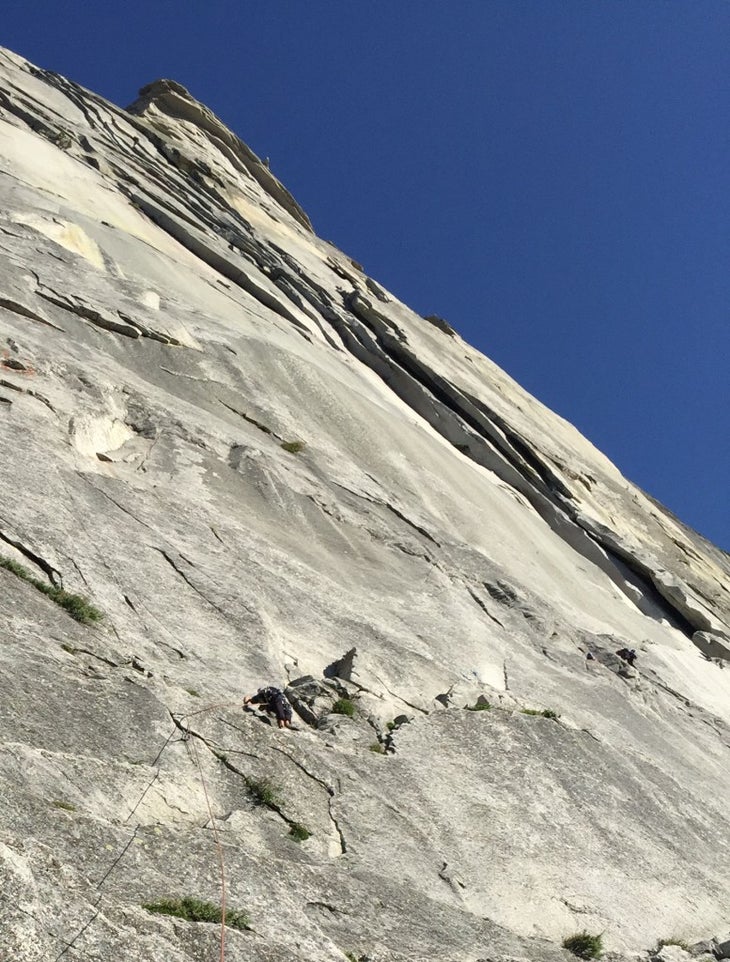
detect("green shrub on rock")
[280,440,306,454]
[245,776,281,809]
[143,896,250,930]
[0,555,103,624]
[522,707,560,720]
[562,931,603,959]
[332,697,355,717]
[289,822,312,842]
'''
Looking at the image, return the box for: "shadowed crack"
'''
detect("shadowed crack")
[270,745,347,855]
[332,481,440,547]
[170,715,292,822]
[372,674,429,718]
[172,714,348,855]
[59,644,118,667]
[0,295,64,330]
[217,398,278,437]
[154,548,230,620]
[0,527,62,585]
[37,288,142,339]
[77,475,154,531]
[465,586,505,628]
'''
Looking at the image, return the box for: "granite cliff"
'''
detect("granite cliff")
[0,46,729,962]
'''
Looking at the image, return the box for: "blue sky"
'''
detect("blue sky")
[4,1,729,549]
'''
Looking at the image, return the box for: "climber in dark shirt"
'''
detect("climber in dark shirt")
[244,686,293,728]
[616,648,637,667]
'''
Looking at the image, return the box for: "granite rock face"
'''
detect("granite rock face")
[0,46,729,962]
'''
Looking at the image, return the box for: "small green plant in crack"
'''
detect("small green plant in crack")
[52,800,76,812]
[280,440,306,454]
[0,556,103,624]
[331,697,355,718]
[0,557,29,579]
[143,896,250,931]
[562,931,603,959]
[245,776,281,809]
[288,822,312,842]
[185,688,200,698]
[369,741,386,754]
[465,700,491,712]
[522,708,560,719]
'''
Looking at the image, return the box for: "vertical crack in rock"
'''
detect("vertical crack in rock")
[270,745,347,855]
[438,861,467,900]
[171,716,298,831]
[172,712,349,857]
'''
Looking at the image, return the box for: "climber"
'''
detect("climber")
[616,647,637,667]
[244,685,293,729]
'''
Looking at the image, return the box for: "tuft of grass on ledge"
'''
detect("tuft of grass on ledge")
[143,896,250,931]
[289,822,312,842]
[0,555,103,624]
[465,701,491,712]
[245,776,281,809]
[280,440,306,454]
[331,697,355,718]
[562,931,603,959]
[521,708,560,720]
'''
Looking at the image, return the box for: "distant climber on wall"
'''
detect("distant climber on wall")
[244,685,293,729]
[616,647,638,667]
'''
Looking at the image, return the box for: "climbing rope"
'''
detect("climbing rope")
[184,722,228,962]
[49,700,241,960]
